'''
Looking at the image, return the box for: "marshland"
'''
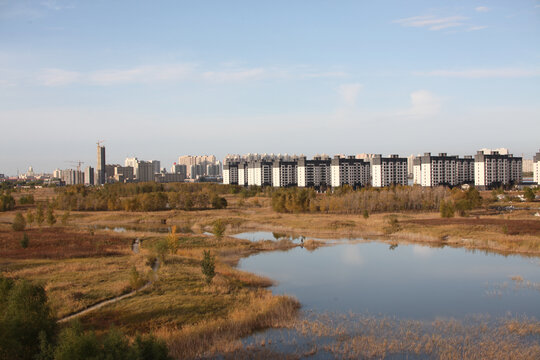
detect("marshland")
[1,183,539,359]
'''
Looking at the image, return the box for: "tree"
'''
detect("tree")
[12,212,26,231]
[20,233,29,249]
[211,195,227,209]
[46,208,56,227]
[201,250,215,284]
[0,277,57,360]
[167,226,179,254]
[440,200,455,218]
[154,239,168,263]
[363,209,369,219]
[36,204,45,226]
[524,187,535,202]
[0,193,15,212]
[212,219,226,239]
[26,211,34,226]
[61,210,70,225]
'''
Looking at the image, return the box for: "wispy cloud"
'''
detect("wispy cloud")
[338,83,363,106]
[407,90,441,118]
[29,63,347,87]
[393,15,467,31]
[475,6,489,12]
[467,25,488,31]
[202,68,268,82]
[414,67,540,78]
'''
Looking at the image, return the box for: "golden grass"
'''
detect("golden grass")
[155,291,300,359]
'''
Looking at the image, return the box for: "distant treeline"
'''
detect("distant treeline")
[270,186,483,215]
[52,183,243,211]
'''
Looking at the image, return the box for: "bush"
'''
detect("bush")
[201,250,215,284]
[212,219,226,239]
[12,212,26,231]
[0,193,15,211]
[383,215,401,234]
[20,233,29,248]
[129,266,146,290]
[0,277,57,360]
[524,187,535,202]
[211,195,228,209]
[18,194,35,205]
[363,209,369,219]
[46,208,56,226]
[54,322,170,360]
[440,200,455,218]
[36,204,45,226]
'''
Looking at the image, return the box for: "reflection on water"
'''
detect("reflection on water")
[238,240,540,357]
[239,241,540,319]
[232,231,362,244]
[89,225,171,233]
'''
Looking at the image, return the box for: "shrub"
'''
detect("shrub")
[440,200,455,218]
[383,215,401,234]
[36,204,45,226]
[61,210,70,225]
[212,219,226,239]
[211,195,228,209]
[524,187,535,202]
[201,250,215,284]
[20,233,29,248]
[46,208,56,226]
[26,211,34,226]
[12,212,26,231]
[0,277,57,360]
[363,209,369,219]
[129,266,146,290]
[0,193,15,211]
[19,194,35,205]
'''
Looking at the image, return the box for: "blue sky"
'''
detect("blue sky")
[1,0,539,174]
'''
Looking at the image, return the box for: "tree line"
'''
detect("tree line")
[270,185,478,215]
[53,183,230,211]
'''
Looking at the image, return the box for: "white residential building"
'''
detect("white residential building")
[420,153,457,187]
[534,151,540,184]
[223,160,239,185]
[412,157,422,185]
[297,156,331,189]
[474,150,522,189]
[371,154,408,187]
[330,155,370,188]
[272,159,298,187]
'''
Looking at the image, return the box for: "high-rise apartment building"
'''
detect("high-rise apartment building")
[474,150,522,189]
[534,151,540,185]
[84,166,94,185]
[371,154,408,187]
[272,158,298,187]
[137,161,154,182]
[97,145,106,185]
[297,156,331,189]
[330,155,370,188]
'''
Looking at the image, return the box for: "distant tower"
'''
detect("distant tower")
[97,141,106,185]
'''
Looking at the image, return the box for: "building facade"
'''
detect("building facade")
[474,150,522,189]
[297,156,331,189]
[371,154,408,187]
[272,159,298,187]
[97,145,106,185]
[534,151,540,185]
[330,155,370,188]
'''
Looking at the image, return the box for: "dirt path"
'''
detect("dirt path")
[58,258,160,323]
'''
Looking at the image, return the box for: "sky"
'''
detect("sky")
[1,0,539,175]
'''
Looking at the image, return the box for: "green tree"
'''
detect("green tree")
[20,233,29,249]
[0,277,57,360]
[211,195,228,209]
[12,212,26,231]
[524,187,535,202]
[440,200,455,218]
[363,209,369,219]
[201,250,215,284]
[0,193,15,212]
[212,219,226,239]
[46,208,56,227]
[36,204,45,226]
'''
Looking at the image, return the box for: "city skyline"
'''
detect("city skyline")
[1,0,540,174]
